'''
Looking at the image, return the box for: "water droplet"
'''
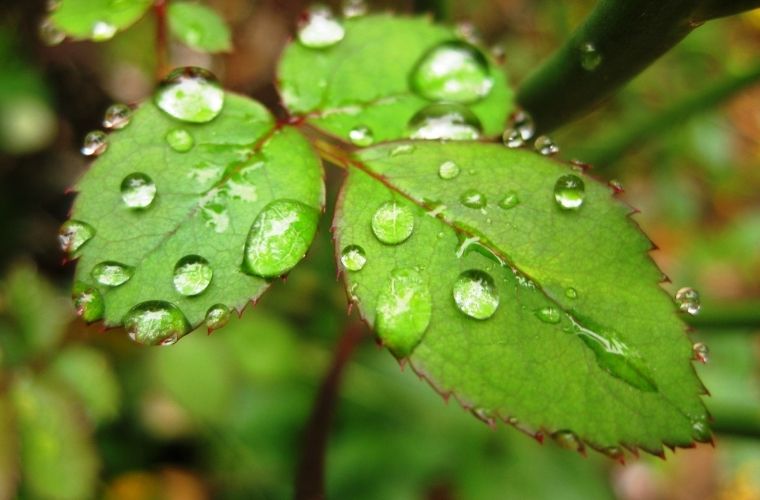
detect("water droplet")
[390,144,415,156]
[438,160,460,180]
[120,173,156,209]
[59,220,95,255]
[91,20,117,41]
[408,103,482,140]
[81,130,108,156]
[243,199,320,278]
[340,245,367,271]
[165,127,195,152]
[342,0,367,17]
[154,67,224,123]
[554,174,585,210]
[91,261,133,287]
[502,128,524,148]
[536,306,561,324]
[371,201,415,245]
[72,281,104,323]
[498,191,519,209]
[410,40,493,104]
[172,255,213,296]
[123,301,190,346]
[692,342,709,363]
[348,125,374,146]
[39,18,65,46]
[580,42,602,71]
[459,189,486,209]
[102,103,132,129]
[297,5,345,49]
[205,304,231,331]
[534,135,559,155]
[375,268,432,357]
[552,430,582,451]
[511,111,534,141]
[453,269,499,320]
[691,417,711,442]
[675,287,700,315]
[565,287,578,299]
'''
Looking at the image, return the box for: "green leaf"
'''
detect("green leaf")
[277,14,512,143]
[68,93,324,343]
[49,0,153,42]
[168,2,233,53]
[12,375,98,500]
[333,141,708,455]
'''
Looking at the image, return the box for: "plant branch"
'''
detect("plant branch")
[294,324,365,500]
[516,0,760,134]
[154,0,169,81]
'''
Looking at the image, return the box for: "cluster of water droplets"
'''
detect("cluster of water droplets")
[673,287,707,364]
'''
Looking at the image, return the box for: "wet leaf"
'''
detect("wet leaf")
[49,0,153,42]
[168,2,232,53]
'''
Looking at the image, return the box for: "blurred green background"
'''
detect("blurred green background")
[1,0,759,498]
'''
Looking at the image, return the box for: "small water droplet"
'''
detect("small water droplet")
[691,417,711,442]
[72,281,104,323]
[511,111,534,141]
[408,103,482,140]
[342,0,367,17]
[59,220,95,255]
[375,268,432,357]
[348,125,374,146]
[120,173,156,209]
[81,130,108,156]
[39,18,65,46]
[297,5,345,49]
[91,261,133,287]
[438,160,460,180]
[498,191,519,209]
[459,189,486,209]
[453,269,499,320]
[91,20,117,41]
[675,287,701,315]
[552,430,582,451]
[172,255,213,296]
[371,201,415,245]
[243,199,320,278]
[154,67,224,123]
[340,245,367,271]
[502,128,524,148]
[410,40,493,104]
[165,128,195,152]
[536,306,561,324]
[580,42,602,71]
[124,301,190,346]
[205,304,231,331]
[692,342,709,363]
[565,287,578,299]
[102,103,132,129]
[554,174,585,210]
[390,144,415,156]
[534,135,559,155]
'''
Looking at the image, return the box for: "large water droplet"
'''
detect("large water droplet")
[675,287,700,315]
[502,128,524,148]
[243,199,320,278]
[91,20,117,41]
[72,281,104,323]
[103,103,132,129]
[371,201,415,245]
[340,245,367,271]
[459,189,486,209]
[375,268,432,357]
[81,130,108,156]
[91,261,133,287]
[120,173,156,209]
[692,342,709,363]
[453,269,499,320]
[59,220,95,256]
[297,5,345,49]
[534,135,559,155]
[498,191,519,209]
[173,255,213,296]
[123,301,190,346]
[342,0,367,17]
[536,306,561,324]
[408,103,482,140]
[511,111,534,141]
[348,125,374,146]
[410,40,493,104]
[202,304,229,332]
[554,174,585,210]
[154,67,224,123]
[165,128,194,152]
[580,42,602,71]
[39,18,65,46]
[438,160,460,180]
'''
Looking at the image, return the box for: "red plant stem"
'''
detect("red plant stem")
[154,0,169,80]
[294,324,365,500]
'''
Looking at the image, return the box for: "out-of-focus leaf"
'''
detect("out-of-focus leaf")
[168,3,232,53]
[0,393,19,500]
[50,0,153,42]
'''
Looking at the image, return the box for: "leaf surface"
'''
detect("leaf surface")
[50,0,152,41]
[333,141,708,453]
[168,2,232,53]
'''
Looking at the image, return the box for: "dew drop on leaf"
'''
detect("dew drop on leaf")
[165,128,195,152]
[120,173,157,209]
[408,103,482,140]
[297,5,345,49]
[552,430,582,451]
[502,128,524,148]
[410,40,493,103]
[580,42,602,71]
[206,304,231,331]
[342,0,367,18]
[675,287,701,315]
[692,342,709,363]
[72,281,104,323]
[510,110,534,141]
[39,18,65,46]
[438,160,460,180]
[340,244,367,271]
[103,103,132,129]
[59,220,95,256]
[371,201,415,245]
[535,306,561,324]
[554,174,585,210]
[498,191,519,210]
[81,130,108,156]
[173,255,213,296]
[459,189,486,209]
[452,269,499,320]
[154,67,224,123]
[565,287,578,299]
[375,268,432,357]
[91,20,117,41]
[242,199,320,278]
[91,261,133,287]
[348,125,374,146]
[123,301,190,346]
[691,416,711,442]
[534,135,559,155]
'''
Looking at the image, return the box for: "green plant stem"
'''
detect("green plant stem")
[516,0,760,134]
[684,301,760,330]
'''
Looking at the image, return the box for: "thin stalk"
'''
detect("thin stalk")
[154,0,169,81]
